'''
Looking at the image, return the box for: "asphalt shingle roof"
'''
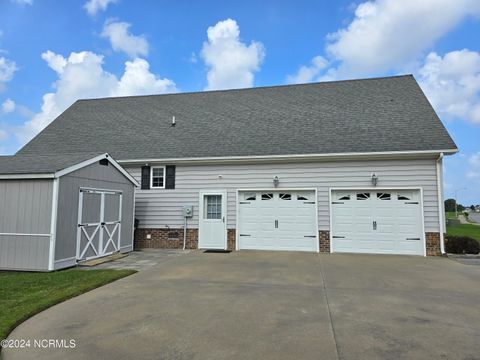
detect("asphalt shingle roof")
[0,153,103,175]
[16,75,457,161]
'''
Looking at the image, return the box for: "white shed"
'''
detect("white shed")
[0,153,138,271]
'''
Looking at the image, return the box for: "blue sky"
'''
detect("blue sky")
[0,0,479,204]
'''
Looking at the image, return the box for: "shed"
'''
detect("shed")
[0,153,138,271]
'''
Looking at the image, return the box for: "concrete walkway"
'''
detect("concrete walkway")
[4,252,480,360]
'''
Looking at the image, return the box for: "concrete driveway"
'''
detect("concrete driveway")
[4,251,480,360]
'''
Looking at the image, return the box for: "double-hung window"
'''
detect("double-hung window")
[150,166,165,188]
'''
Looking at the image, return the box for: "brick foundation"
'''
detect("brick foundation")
[425,232,441,256]
[135,228,237,250]
[134,228,199,249]
[319,231,330,253]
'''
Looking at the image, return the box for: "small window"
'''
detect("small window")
[204,195,222,219]
[356,192,370,200]
[150,167,165,188]
[244,193,256,201]
[338,195,350,200]
[297,195,308,201]
[398,195,411,200]
[377,193,391,200]
[261,193,273,200]
[279,193,291,200]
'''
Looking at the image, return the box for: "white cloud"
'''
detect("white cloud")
[101,20,148,58]
[1,98,15,114]
[418,49,480,124]
[286,56,330,84]
[0,57,17,91]
[15,51,176,144]
[201,18,265,90]
[466,152,480,180]
[0,129,6,141]
[84,0,117,16]
[326,0,480,77]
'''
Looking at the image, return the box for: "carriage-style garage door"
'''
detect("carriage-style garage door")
[331,189,424,255]
[237,190,318,252]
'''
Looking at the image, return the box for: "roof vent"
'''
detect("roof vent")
[171,116,176,127]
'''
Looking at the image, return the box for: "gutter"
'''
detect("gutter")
[436,152,446,254]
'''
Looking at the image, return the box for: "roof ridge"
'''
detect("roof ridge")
[76,74,414,102]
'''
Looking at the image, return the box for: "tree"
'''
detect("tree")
[470,205,475,211]
[445,198,456,212]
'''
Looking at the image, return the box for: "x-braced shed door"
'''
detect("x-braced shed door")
[76,188,123,260]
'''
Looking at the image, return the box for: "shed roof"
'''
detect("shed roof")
[0,153,138,185]
[16,75,457,160]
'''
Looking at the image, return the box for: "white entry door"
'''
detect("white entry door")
[238,190,318,252]
[198,190,227,250]
[77,188,123,260]
[331,189,424,255]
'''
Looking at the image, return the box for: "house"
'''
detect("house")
[3,75,457,261]
[0,153,137,271]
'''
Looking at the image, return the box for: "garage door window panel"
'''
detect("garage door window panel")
[261,193,273,200]
[356,192,370,200]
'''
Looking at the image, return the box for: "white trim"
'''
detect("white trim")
[48,178,59,271]
[329,187,427,257]
[118,149,458,165]
[150,166,166,189]
[54,256,76,263]
[235,187,319,253]
[198,189,228,250]
[436,153,446,254]
[0,232,51,237]
[54,153,139,186]
[0,173,54,180]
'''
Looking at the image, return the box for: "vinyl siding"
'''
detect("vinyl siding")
[126,158,440,232]
[0,179,53,270]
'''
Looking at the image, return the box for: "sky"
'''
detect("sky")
[0,0,479,204]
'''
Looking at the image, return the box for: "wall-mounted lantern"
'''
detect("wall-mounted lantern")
[273,176,280,187]
[371,173,378,186]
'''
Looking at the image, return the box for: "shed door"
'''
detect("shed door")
[238,191,317,252]
[77,188,123,260]
[331,190,423,255]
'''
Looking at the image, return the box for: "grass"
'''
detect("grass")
[0,269,136,343]
[445,211,458,219]
[446,223,480,242]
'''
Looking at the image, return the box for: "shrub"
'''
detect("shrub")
[445,236,480,254]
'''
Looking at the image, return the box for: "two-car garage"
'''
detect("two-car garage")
[236,189,425,256]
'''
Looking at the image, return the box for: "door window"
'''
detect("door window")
[356,192,370,200]
[204,195,222,219]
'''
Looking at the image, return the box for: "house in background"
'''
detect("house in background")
[5,75,457,258]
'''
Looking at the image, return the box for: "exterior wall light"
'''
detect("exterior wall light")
[273,176,280,187]
[371,173,378,186]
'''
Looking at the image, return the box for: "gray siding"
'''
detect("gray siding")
[0,179,53,271]
[54,161,135,264]
[126,158,440,232]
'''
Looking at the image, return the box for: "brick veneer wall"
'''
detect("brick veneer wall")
[425,232,441,256]
[319,231,330,253]
[135,228,237,250]
[134,228,198,249]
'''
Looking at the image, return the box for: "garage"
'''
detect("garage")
[0,153,138,271]
[237,190,318,252]
[331,189,424,255]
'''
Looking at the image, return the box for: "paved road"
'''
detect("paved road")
[469,212,480,224]
[4,252,480,360]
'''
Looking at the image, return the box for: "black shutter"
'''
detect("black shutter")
[165,165,176,189]
[141,166,151,190]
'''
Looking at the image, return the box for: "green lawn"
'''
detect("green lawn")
[0,269,136,343]
[445,211,458,219]
[447,223,480,242]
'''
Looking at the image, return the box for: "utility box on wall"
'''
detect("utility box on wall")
[183,205,194,218]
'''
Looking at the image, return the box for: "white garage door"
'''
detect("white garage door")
[331,189,424,255]
[238,190,317,252]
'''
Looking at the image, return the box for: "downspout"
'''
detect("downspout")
[436,153,445,254]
